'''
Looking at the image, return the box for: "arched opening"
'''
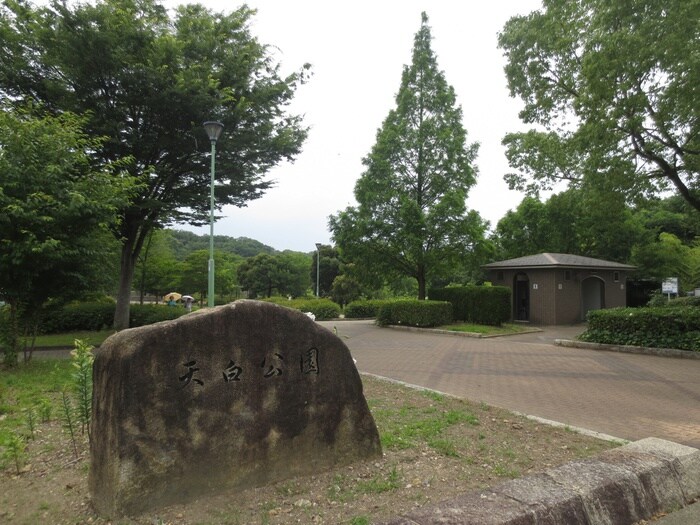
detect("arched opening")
[513,272,530,321]
[581,276,605,320]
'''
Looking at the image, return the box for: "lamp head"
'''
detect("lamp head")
[203,121,224,143]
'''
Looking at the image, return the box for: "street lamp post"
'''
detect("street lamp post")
[203,121,224,307]
[315,243,322,297]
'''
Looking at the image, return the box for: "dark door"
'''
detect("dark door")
[514,273,530,321]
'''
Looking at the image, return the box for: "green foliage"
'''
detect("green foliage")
[344,300,392,319]
[60,390,79,459]
[494,187,644,263]
[0,305,19,367]
[329,274,363,307]
[376,300,452,328]
[169,230,276,259]
[0,103,127,355]
[0,0,310,329]
[499,0,700,212]
[311,245,341,298]
[129,304,187,327]
[41,302,185,333]
[1,433,27,474]
[429,286,511,326]
[581,307,700,352]
[41,302,116,333]
[24,408,36,440]
[70,340,94,439]
[179,249,242,303]
[261,297,341,321]
[238,253,311,299]
[329,13,486,300]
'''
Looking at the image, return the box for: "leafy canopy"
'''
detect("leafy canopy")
[498,0,700,210]
[0,0,309,328]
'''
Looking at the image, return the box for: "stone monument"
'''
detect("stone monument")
[89,300,381,516]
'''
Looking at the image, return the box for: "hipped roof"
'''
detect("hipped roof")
[482,253,636,270]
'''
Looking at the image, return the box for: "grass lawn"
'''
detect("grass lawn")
[0,356,619,524]
[24,329,115,348]
[438,322,537,336]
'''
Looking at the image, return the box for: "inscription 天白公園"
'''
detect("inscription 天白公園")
[178,347,320,389]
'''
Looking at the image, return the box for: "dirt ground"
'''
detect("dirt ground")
[0,375,619,525]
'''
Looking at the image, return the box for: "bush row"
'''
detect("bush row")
[580,307,700,352]
[376,300,452,328]
[344,299,392,319]
[261,297,341,321]
[41,302,187,333]
[647,294,700,308]
[429,286,511,326]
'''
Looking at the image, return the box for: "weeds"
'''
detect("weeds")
[24,407,36,439]
[2,432,27,474]
[61,390,79,458]
[70,339,94,439]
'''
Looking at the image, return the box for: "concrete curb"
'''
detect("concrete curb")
[380,438,700,525]
[555,339,700,360]
[386,325,543,339]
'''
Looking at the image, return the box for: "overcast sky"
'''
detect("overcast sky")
[180,0,542,252]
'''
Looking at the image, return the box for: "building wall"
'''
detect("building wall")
[488,268,629,325]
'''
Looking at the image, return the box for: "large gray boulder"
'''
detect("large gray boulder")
[89,300,381,517]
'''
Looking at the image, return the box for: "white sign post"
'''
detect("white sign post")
[662,277,679,301]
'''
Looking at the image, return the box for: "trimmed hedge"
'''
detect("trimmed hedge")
[129,304,185,327]
[429,286,511,326]
[376,300,452,328]
[41,302,115,333]
[41,302,188,333]
[344,299,392,319]
[580,307,700,352]
[261,297,341,320]
[647,294,700,308]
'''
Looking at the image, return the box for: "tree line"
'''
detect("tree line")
[2,1,698,366]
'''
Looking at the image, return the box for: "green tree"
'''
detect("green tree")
[311,245,340,297]
[237,253,309,299]
[493,183,643,263]
[631,233,688,289]
[179,249,240,304]
[492,197,551,260]
[498,0,700,210]
[329,13,486,300]
[329,274,362,307]
[134,229,181,303]
[0,104,126,364]
[0,0,309,329]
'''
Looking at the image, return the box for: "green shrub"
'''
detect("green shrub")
[261,297,341,320]
[41,302,115,333]
[129,304,186,327]
[581,307,700,351]
[41,302,187,333]
[647,294,700,308]
[376,300,452,328]
[344,300,391,319]
[429,286,511,326]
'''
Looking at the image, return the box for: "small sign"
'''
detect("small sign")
[662,278,678,294]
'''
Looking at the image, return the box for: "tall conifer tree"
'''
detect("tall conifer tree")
[330,13,485,299]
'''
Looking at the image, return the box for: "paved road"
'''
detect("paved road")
[320,320,700,448]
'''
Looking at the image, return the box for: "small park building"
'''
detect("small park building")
[483,253,635,325]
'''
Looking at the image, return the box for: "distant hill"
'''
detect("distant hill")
[168,229,277,259]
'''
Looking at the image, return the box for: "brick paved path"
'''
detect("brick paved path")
[321,321,700,448]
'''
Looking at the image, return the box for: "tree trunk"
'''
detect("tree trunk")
[114,238,138,330]
[417,267,427,300]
